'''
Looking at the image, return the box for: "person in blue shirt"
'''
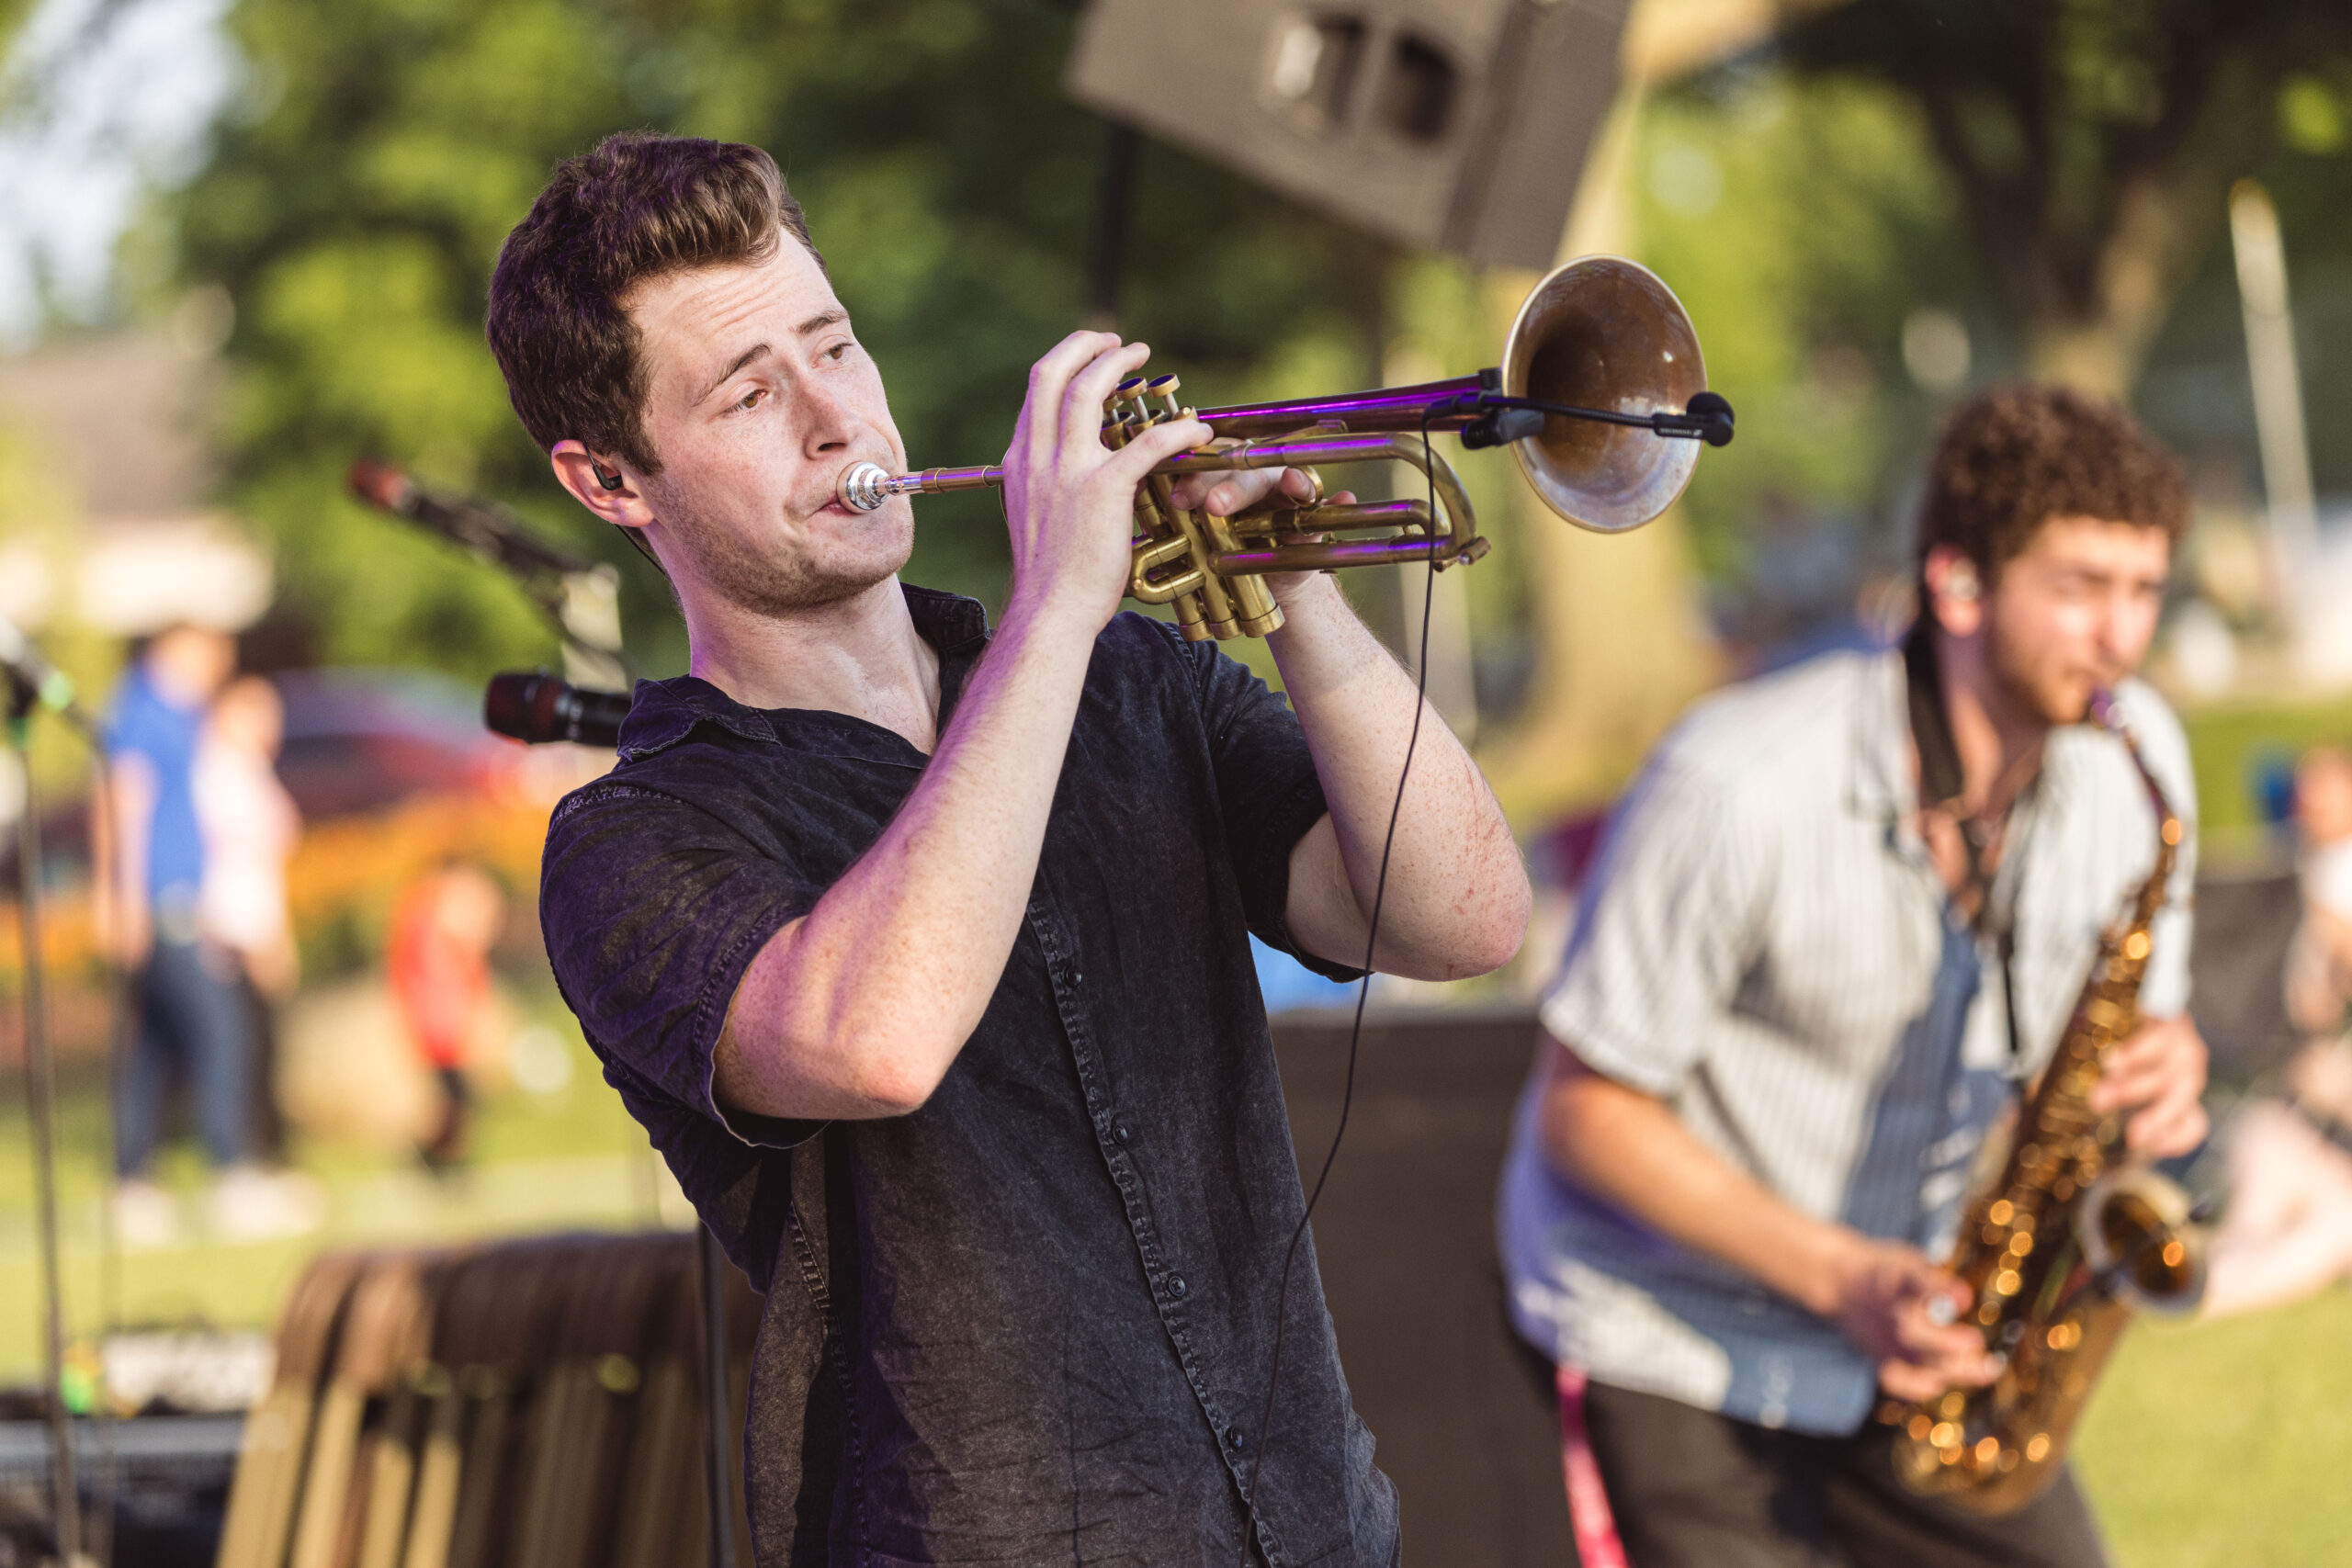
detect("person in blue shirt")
[99,626,320,1247]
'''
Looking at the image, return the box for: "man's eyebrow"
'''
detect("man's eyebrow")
[697,343,770,406]
[796,310,846,336]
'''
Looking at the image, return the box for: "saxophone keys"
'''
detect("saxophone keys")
[2123,930,2152,961]
[2026,1433,2052,1463]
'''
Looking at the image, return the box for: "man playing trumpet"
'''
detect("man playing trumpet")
[492,131,1529,1565]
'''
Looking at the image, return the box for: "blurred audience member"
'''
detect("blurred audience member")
[388,861,507,1168]
[2205,745,2352,1318]
[97,628,322,1247]
[196,675,303,1159]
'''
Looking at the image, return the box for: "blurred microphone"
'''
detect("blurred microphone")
[349,457,591,580]
[0,612,83,724]
[484,671,631,748]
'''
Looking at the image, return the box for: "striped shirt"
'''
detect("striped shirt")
[1497,648,2196,1436]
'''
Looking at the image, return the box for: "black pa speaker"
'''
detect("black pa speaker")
[1068,0,1634,269]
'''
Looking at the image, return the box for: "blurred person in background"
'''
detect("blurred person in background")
[2202,744,2352,1317]
[503,133,1526,1565]
[194,674,303,1161]
[98,627,322,1247]
[387,859,506,1169]
[1498,387,2205,1568]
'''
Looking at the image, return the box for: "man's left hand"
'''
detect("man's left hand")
[1166,464,1318,524]
[1166,467,1350,607]
[2088,1013,2210,1157]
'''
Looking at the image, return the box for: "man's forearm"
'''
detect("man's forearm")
[1267,577,1528,978]
[718,604,1094,1120]
[1537,1043,1849,1317]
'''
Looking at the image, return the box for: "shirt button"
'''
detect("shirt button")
[1113,1120,1133,1145]
[1166,1273,1188,1300]
[1226,1426,1248,1451]
[1071,970,1083,985]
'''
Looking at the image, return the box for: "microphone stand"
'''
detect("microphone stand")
[7,664,89,1562]
[350,463,738,1563]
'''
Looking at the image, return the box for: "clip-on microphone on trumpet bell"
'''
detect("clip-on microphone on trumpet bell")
[1442,385,1736,451]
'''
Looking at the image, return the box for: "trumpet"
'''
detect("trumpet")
[835,256,1733,641]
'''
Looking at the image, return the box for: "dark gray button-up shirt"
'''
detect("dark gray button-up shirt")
[541,586,1397,1567]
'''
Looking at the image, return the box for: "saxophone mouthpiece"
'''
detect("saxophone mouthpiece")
[2086,688,2118,729]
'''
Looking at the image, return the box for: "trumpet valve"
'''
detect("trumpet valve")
[1146,372,1183,422]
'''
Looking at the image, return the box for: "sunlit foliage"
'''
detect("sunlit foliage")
[170,0,1401,679]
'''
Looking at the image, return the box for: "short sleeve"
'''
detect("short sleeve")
[540,781,824,1151]
[1182,635,1363,983]
[1540,747,1769,1096]
[103,685,171,771]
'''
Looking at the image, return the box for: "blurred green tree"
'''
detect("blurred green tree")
[1634,73,1991,588]
[170,0,1399,680]
[1777,0,2352,397]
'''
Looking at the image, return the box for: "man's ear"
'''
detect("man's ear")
[551,440,655,532]
[1921,544,1985,638]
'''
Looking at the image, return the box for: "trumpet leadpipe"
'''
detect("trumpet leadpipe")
[836,462,1003,513]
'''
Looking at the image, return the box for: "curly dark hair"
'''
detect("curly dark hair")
[1918,384,2189,579]
[487,131,823,476]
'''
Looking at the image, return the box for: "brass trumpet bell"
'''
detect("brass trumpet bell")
[1503,256,1709,534]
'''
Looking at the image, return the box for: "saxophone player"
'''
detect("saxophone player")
[1498,385,2206,1568]
[493,132,1530,1564]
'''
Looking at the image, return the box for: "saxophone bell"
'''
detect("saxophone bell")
[2077,1168,2207,1315]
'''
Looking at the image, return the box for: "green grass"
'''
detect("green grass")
[2178,690,2352,841]
[0,985,681,1382]
[2077,1289,2352,1567]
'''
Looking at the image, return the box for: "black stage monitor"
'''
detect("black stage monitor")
[1068,0,1634,269]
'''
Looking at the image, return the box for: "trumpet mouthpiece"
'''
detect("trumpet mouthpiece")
[838,461,891,513]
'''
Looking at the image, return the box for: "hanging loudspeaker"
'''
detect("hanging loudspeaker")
[1067,0,1634,270]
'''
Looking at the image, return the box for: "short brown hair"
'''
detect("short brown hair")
[1918,384,2189,579]
[487,132,822,475]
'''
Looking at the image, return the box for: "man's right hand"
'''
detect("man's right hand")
[997,333,1211,636]
[1817,1232,2002,1403]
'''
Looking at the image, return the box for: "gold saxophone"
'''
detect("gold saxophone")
[1886,690,2206,1513]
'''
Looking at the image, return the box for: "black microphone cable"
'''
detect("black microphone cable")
[1237,407,1445,1567]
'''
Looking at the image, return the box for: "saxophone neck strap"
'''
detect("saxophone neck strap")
[1906,618,2028,1073]
[1904,619,1999,910]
